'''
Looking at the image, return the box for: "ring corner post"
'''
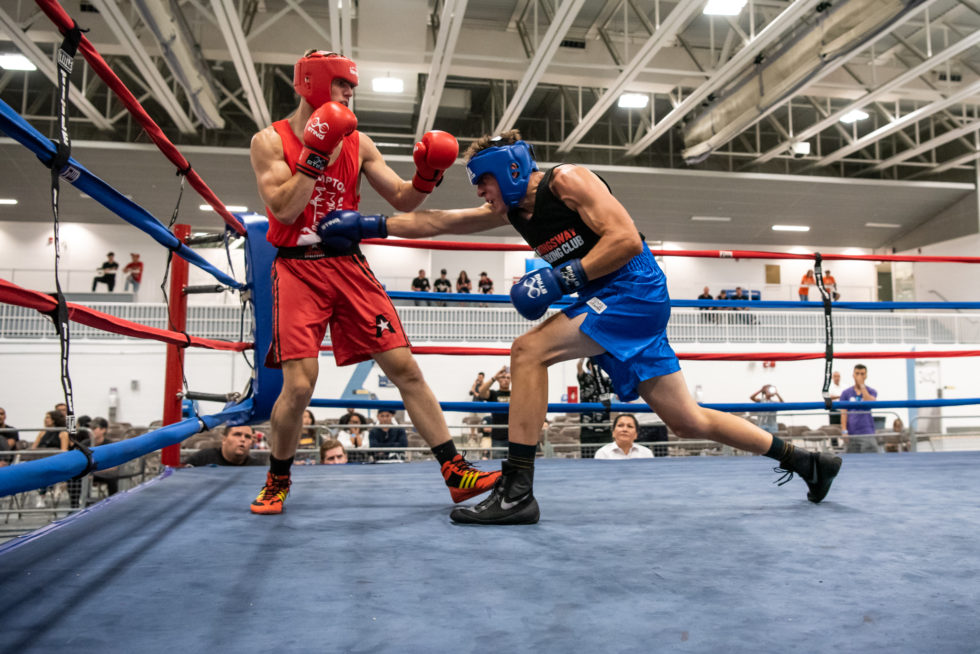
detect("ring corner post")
[161,224,191,467]
[242,214,282,423]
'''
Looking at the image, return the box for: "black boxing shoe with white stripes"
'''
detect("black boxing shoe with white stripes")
[450,460,539,525]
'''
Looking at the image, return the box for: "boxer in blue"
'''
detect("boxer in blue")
[317,130,842,525]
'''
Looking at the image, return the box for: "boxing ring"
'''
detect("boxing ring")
[2,1,980,651]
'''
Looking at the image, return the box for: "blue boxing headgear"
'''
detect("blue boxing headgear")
[465,140,538,208]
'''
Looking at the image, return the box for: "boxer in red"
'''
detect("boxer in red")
[248,49,499,514]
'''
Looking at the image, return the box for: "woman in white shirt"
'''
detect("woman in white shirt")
[335,412,369,450]
[594,414,654,460]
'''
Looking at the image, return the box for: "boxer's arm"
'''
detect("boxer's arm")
[360,133,430,212]
[386,204,508,238]
[551,165,643,280]
[250,126,315,225]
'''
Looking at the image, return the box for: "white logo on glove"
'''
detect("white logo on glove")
[523,274,548,299]
[306,116,330,141]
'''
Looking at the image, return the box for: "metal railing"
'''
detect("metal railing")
[2,303,978,345]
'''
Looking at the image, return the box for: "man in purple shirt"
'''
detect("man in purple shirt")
[840,364,878,453]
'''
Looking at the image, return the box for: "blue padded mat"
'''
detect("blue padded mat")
[1,452,978,653]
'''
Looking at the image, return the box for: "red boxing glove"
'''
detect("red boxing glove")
[296,102,357,179]
[412,130,458,193]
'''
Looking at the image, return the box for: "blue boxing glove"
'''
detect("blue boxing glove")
[316,209,388,250]
[509,259,588,320]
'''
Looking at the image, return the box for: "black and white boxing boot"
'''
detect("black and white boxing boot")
[450,460,540,525]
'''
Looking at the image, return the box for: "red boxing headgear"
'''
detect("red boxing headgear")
[293,51,359,108]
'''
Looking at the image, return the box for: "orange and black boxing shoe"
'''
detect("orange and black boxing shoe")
[441,454,501,503]
[250,472,291,515]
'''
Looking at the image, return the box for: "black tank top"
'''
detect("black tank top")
[507,166,604,267]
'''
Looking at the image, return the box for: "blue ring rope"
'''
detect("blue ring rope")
[0,98,243,290]
[0,402,250,497]
[387,290,980,311]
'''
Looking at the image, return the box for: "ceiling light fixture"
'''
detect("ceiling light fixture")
[865,222,901,228]
[0,198,18,205]
[839,109,869,124]
[372,76,404,93]
[772,225,810,232]
[790,141,811,157]
[690,215,731,222]
[617,93,648,109]
[0,54,36,71]
[200,204,248,212]
[703,0,747,16]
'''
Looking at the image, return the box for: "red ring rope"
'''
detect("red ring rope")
[0,278,250,352]
[35,0,246,236]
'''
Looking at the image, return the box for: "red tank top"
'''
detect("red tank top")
[265,119,361,247]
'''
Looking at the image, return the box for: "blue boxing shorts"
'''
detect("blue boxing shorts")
[562,243,680,401]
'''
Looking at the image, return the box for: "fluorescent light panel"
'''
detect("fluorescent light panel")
[691,215,731,222]
[772,225,810,232]
[372,77,404,93]
[840,109,869,124]
[704,0,747,16]
[865,222,901,228]
[0,54,36,71]
[200,204,248,212]
[617,93,648,109]
[0,198,17,205]
[791,141,811,156]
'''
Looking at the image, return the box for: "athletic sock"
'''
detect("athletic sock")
[269,455,294,476]
[765,436,812,475]
[431,440,459,465]
[507,442,537,470]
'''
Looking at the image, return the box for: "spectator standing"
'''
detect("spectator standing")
[749,384,784,434]
[412,269,431,306]
[840,364,878,453]
[368,409,408,461]
[468,372,485,400]
[123,253,144,293]
[822,269,840,301]
[799,269,816,301]
[184,425,262,466]
[92,252,119,292]
[478,366,511,459]
[456,270,472,293]
[320,439,348,464]
[433,269,452,293]
[477,272,493,294]
[828,370,843,426]
[577,358,611,458]
[411,269,431,293]
[433,268,452,306]
[594,415,654,460]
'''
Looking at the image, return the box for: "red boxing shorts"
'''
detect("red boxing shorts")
[266,254,409,368]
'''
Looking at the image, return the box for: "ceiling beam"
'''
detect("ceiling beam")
[209,0,270,128]
[812,79,980,168]
[557,0,704,154]
[625,0,823,158]
[493,0,586,134]
[907,147,980,179]
[862,117,980,173]
[415,0,468,139]
[92,0,196,134]
[0,7,113,131]
[752,23,980,165]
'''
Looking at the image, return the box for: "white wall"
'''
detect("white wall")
[908,233,980,303]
